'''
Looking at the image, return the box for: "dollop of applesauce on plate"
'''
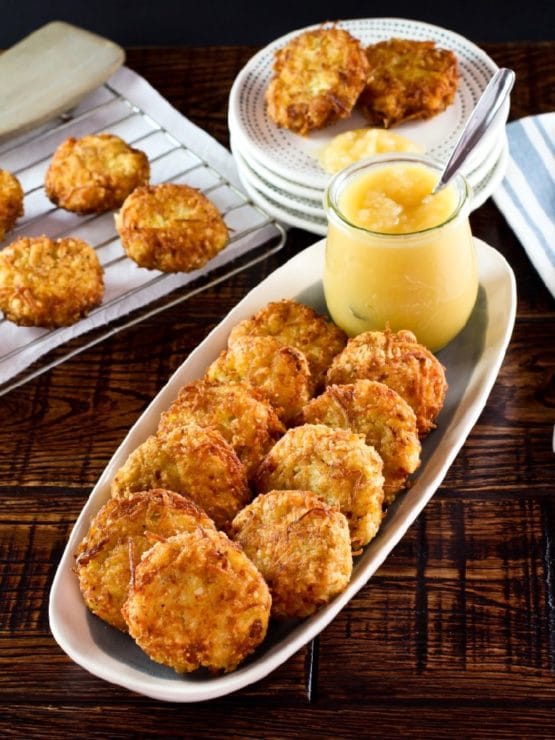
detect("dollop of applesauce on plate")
[318,128,424,174]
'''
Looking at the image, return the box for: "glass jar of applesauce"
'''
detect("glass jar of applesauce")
[323,154,479,352]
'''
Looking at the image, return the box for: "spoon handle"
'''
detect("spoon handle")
[433,67,516,193]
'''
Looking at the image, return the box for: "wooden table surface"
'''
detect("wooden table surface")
[1,41,554,738]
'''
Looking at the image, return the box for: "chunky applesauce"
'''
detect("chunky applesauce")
[323,158,479,351]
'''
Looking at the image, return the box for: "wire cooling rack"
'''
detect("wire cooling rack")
[0,68,286,397]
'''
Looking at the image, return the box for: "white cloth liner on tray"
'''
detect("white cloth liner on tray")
[0,66,282,389]
[493,112,555,298]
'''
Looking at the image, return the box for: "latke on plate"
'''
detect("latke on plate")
[359,38,460,128]
[110,423,250,529]
[115,183,229,273]
[228,299,347,391]
[0,235,104,327]
[75,489,215,631]
[230,489,352,619]
[256,423,384,550]
[265,26,369,135]
[206,335,313,425]
[301,380,421,505]
[326,328,448,436]
[157,378,285,483]
[122,527,271,674]
[0,169,24,242]
[45,133,150,213]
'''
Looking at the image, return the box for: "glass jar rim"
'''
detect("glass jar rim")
[324,153,471,238]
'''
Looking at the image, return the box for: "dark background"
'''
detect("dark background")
[1,0,554,47]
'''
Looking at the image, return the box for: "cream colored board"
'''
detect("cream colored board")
[0,21,125,139]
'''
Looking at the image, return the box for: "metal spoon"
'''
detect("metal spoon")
[433,67,516,193]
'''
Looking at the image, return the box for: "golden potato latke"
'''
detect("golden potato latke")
[255,424,384,550]
[359,38,460,128]
[326,328,448,436]
[0,235,104,327]
[110,423,250,529]
[301,380,421,506]
[75,489,215,631]
[0,169,24,242]
[115,183,229,273]
[122,527,271,674]
[228,299,347,391]
[230,489,352,619]
[157,378,285,483]
[206,335,313,425]
[45,133,150,213]
[265,26,369,135]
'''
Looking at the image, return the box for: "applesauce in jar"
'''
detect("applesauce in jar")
[323,155,479,351]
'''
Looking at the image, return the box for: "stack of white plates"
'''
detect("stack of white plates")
[228,18,511,235]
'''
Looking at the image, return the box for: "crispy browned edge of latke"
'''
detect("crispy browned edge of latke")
[253,422,385,550]
[325,328,448,435]
[45,134,150,214]
[229,488,352,619]
[115,183,229,272]
[206,335,314,424]
[265,25,370,135]
[228,299,347,389]
[157,378,285,482]
[121,527,271,673]
[74,489,215,631]
[299,380,421,506]
[0,235,104,327]
[0,170,24,240]
[358,38,460,128]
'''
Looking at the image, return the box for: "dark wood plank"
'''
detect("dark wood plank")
[317,498,555,694]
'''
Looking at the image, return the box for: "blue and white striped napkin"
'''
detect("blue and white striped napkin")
[493,113,555,299]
